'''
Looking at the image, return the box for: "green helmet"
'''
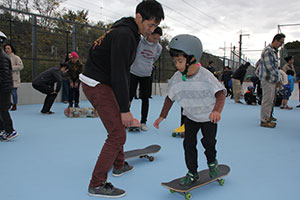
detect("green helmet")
[169,34,203,62]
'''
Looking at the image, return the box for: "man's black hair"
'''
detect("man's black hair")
[272,33,285,43]
[208,61,214,65]
[284,56,293,63]
[286,69,294,76]
[136,0,164,23]
[152,26,162,36]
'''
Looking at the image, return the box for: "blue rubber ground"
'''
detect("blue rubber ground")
[1,96,300,200]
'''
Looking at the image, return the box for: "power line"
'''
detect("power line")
[181,0,232,30]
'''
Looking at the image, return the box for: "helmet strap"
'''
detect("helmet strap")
[181,56,196,81]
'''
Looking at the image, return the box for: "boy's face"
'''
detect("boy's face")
[172,55,187,73]
[136,13,160,37]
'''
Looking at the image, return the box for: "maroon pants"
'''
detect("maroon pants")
[82,83,126,187]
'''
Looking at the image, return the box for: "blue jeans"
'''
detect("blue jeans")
[11,88,18,104]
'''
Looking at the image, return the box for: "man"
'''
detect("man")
[79,0,164,198]
[0,31,18,141]
[32,63,68,114]
[129,26,163,131]
[259,33,285,128]
[232,62,250,103]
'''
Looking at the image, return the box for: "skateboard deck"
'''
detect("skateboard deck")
[162,164,230,200]
[124,144,161,162]
[64,107,98,118]
[128,118,141,132]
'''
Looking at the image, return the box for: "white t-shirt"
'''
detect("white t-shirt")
[167,66,226,122]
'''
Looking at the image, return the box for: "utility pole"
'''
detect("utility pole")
[239,31,250,67]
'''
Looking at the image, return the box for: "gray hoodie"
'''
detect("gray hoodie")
[130,36,162,77]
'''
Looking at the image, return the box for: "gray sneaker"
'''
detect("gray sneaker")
[88,182,126,198]
[112,162,134,177]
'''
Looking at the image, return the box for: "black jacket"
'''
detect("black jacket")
[0,48,13,93]
[232,65,248,84]
[32,67,62,93]
[221,70,233,85]
[83,17,140,113]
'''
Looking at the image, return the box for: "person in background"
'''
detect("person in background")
[4,44,24,111]
[221,66,233,97]
[32,63,68,114]
[280,70,294,110]
[283,56,296,77]
[66,52,83,108]
[232,62,250,104]
[258,33,285,128]
[0,31,18,141]
[244,86,257,105]
[61,52,71,103]
[129,26,163,131]
[296,71,300,108]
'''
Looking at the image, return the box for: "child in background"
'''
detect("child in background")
[153,34,226,186]
[280,70,295,110]
[244,86,257,105]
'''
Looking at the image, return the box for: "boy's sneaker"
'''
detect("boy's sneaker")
[260,121,276,128]
[179,171,200,186]
[141,123,148,131]
[88,182,126,198]
[296,104,300,108]
[208,160,219,178]
[6,130,19,141]
[1,130,18,141]
[112,162,134,177]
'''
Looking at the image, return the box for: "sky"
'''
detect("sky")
[60,0,300,63]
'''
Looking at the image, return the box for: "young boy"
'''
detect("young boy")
[153,34,226,186]
[244,86,257,105]
[280,70,295,110]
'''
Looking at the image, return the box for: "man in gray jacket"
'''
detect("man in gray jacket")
[129,27,163,131]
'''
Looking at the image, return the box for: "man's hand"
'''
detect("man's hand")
[153,116,164,129]
[70,82,74,88]
[121,112,133,127]
[74,82,79,88]
[209,111,221,124]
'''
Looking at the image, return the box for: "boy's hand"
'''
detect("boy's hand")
[121,112,133,127]
[209,111,221,123]
[153,117,164,129]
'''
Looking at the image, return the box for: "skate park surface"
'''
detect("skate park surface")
[1,96,300,200]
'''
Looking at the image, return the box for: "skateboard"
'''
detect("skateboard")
[161,164,230,200]
[172,124,185,138]
[124,144,161,162]
[128,118,141,132]
[64,107,98,118]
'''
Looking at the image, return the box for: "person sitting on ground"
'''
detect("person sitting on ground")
[244,86,257,105]
[32,63,68,114]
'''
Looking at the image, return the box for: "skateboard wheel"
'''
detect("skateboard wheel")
[172,132,176,137]
[149,156,154,162]
[170,189,175,193]
[218,179,225,186]
[185,192,192,200]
